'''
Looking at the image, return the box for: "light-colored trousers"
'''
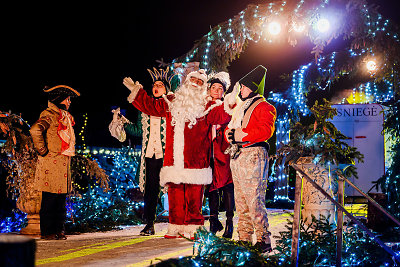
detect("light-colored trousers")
[230,146,270,243]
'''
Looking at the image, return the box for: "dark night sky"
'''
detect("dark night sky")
[3,0,400,148]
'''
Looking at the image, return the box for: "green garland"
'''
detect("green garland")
[173,0,400,78]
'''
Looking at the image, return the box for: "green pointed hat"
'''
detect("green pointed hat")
[238,65,267,96]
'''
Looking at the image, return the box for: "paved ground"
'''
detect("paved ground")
[33,209,293,266]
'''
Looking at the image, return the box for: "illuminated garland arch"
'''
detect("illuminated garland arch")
[171,0,400,202]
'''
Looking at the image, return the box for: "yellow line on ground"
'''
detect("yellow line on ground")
[127,247,194,267]
[59,237,126,252]
[36,235,162,265]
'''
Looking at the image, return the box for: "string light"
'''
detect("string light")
[268,21,281,35]
[366,60,377,71]
[316,18,330,33]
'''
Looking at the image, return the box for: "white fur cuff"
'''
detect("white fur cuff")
[160,166,212,186]
[184,224,203,237]
[127,88,141,103]
[223,90,238,115]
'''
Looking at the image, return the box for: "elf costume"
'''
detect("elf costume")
[224,65,276,253]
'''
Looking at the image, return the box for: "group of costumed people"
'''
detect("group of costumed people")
[29,64,276,253]
[114,65,276,252]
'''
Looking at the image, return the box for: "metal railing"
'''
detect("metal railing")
[290,164,400,266]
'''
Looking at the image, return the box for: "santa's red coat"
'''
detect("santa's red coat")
[132,89,231,186]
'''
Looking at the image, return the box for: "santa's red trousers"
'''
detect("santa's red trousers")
[167,183,205,225]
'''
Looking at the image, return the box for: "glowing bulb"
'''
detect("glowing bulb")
[366,60,377,71]
[268,21,281,35]
[316,18,330,33]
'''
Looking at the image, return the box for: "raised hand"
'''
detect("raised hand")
[123,77,142,92]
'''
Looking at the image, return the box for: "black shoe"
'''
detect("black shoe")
[140,223,155,236]
[57,232,67,240]
[209,217,223,233]
[41,234,58,240]
[222,220,233,238]
[255,241,273,253]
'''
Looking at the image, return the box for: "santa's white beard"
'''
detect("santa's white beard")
[170,80,208,128]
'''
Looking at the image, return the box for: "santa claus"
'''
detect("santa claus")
[123,69,235,239]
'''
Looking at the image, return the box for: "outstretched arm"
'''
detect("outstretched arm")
[124,77,168,117]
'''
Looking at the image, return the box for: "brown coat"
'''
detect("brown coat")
[30,102,73,194]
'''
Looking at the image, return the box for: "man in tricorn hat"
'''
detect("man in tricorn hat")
[30,85,80,240]
[224,65,276,253]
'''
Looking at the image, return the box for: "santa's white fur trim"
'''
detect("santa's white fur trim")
[166,223,184,236]
[184,224,203,238]
[186,69,208,83]
[173,119,185,169]
[160,166,212,186]
[200,100,222,117]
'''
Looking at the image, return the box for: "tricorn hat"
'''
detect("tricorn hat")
[238,65,267,96]
[43,85,80,104]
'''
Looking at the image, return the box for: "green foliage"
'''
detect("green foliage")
[372,99,400,218]
[154,218,399,266]
[173,0,400,81]
[152,227,278,267]
[271,215,398,266]
[276,99,364,179]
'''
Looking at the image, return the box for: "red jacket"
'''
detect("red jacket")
[225,98,276,147]
[209,124,233,192]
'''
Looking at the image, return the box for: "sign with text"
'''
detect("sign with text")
[331,104,385,197]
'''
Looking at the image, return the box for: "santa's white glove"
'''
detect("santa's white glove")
[123,77,143,103]
[223,82,240,114]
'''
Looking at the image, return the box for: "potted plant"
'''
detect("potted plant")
[276,99,364,224]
